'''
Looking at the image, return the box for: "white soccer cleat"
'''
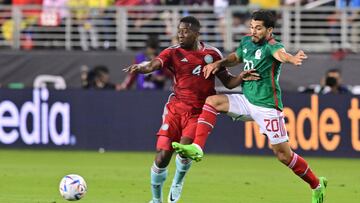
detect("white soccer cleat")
[167,183,183,203]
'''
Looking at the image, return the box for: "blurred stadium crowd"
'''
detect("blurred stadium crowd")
[0,0,358,51]
[0,0,359,94]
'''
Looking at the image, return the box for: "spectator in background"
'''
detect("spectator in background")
[119,36,171,90]
[11,0,43,49]
[0,0,10,4]
[337,0,360,7]
[41,0,69,26]
[229,0,248,5]
[214,0,229,51]
[68,0,115,51]
[232,11,251,38]
[249,0,280,8]
[67,0,93,50]
[82,65,116,89]
[87,0,115,49]
[318,68,351,94]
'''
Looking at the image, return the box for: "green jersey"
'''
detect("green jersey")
[235,35,284,110]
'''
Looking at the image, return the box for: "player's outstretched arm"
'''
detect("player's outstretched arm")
[273,48,308,66]
[217,69,260,89]
[123,59,162,74]
[203,52,242,79]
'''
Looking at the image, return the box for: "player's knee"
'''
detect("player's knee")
[154,150,172,168]
[205,95,222,110]
[274,150,291,164]
[154,156,167,168]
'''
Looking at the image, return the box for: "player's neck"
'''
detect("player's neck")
[191,41,201,51]
[265,33,273,41]
[256,34,273,45]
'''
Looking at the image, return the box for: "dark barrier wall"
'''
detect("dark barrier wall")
[0,51,359,91]
[0,89,359,157]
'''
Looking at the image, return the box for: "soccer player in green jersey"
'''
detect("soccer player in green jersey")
[172,10,327,203]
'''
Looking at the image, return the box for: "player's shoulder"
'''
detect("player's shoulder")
[202,43,223,58]
[159,44,181,55]
[267,35,282,46]
[165,44,181,50]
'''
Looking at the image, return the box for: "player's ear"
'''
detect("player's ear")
[194,31,200,38]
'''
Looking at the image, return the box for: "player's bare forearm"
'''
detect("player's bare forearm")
[273,49,307,66]
[276,50,294,63]
[203,53,242,79]
[219,52,241,68]
[123,59,162,74]
[217,69,260,89]
[217,71,240,89]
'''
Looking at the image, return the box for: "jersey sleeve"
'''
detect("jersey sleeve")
[268,41,284,55]
[155,48,172,68]
[235,38,244,59]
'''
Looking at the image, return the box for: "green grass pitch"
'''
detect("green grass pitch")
[0,149,359,203]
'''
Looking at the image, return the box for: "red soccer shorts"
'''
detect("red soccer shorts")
[156,97,201,151]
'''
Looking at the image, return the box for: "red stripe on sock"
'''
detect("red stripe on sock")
[288,153,319,189]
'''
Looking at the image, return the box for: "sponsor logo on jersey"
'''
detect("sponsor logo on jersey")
[181,58,188,62]
[255,49,262,59]
[204,54,213,64]
[243,48,247,54]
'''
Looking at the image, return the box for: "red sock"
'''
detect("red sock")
[288,153,319,189]
[193,104,218,149]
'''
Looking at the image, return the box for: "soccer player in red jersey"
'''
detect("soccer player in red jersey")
[124,16,259,203]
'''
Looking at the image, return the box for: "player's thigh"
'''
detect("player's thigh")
[156,135,175,152]
[180,115,198,142]
[251,107,288,145]
[225,94,253,121]
[156,103,182,150]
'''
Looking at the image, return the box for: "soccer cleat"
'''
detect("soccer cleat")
[312,177,328,203]
[149,198,162,203]
[171,142,204,162]
[167,183,183,203]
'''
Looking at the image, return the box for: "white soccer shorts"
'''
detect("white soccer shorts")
[226,94,289,145]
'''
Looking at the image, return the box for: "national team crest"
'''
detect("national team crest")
[255,49,262,59]
[204,54,213,64]
[161,123,169,131]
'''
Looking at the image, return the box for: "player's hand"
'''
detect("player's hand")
[293,50,307,66]
[203,62,221,79]
[123,64,142,74]
[240,69,261,81]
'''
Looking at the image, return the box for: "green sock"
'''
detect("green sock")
[150,162,167,201]
[172,154,192,185]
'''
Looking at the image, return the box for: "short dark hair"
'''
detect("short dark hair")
[251,9,276,28]
[93,65,109,76]
[179,16,201,32]
[327,68,341,75]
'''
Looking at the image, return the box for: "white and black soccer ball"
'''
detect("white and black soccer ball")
[59,174,87,201]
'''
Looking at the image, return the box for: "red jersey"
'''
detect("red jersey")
[156,42,223,109]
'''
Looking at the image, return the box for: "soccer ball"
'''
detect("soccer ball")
[59,174,87,201]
